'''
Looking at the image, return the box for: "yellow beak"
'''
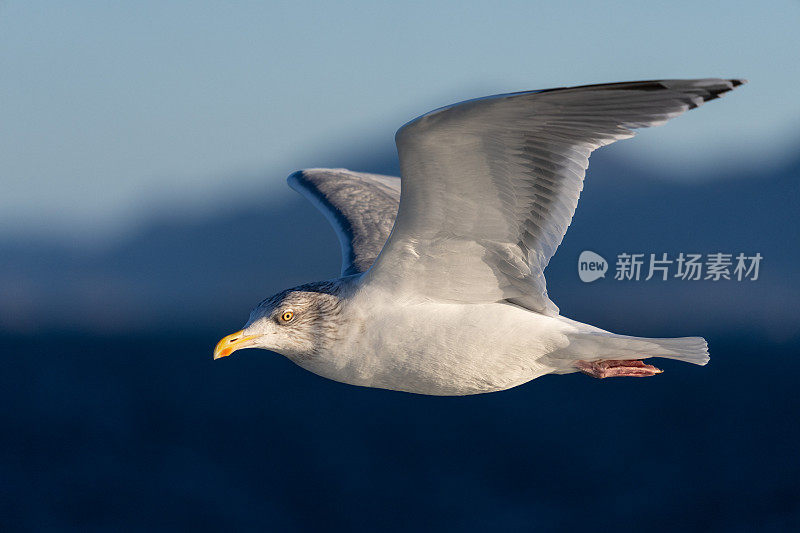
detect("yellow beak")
[213,330,258,360]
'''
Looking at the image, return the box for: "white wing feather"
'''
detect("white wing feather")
[365,79,746,314]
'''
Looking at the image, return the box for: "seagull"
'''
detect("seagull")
[214,79,745,396]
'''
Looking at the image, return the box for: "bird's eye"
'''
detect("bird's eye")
[280,310,294,322]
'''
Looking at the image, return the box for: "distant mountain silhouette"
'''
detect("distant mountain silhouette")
[2,148,798,342]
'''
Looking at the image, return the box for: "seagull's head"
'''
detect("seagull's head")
[213,280,345,360]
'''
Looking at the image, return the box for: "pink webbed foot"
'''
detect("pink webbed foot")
[576,359,663,379]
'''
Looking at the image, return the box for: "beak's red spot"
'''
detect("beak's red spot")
[219,348,232,358]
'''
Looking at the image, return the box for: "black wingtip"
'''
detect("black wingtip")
[704,87,729,101]
[536,78,748,101]
[700,79,747,104]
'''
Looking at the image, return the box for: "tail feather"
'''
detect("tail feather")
[550,332,710,372]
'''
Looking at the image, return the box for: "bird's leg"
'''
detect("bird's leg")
[576,359,663,378]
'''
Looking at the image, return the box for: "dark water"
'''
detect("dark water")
[2,333,798,531]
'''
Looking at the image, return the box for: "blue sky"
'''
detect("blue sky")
[2,1,798,242]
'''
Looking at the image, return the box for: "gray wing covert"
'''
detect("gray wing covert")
[288,168,401,276]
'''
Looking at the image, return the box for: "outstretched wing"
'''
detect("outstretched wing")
[288,168,401,276]
[366,79,746,314]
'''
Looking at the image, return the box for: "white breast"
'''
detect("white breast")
[305,290,574,395]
